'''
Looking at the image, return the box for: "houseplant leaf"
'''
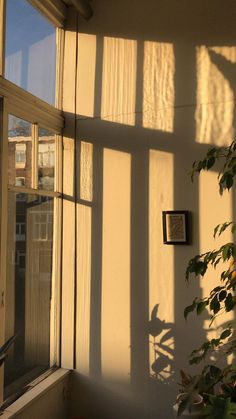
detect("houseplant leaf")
[202,396,236,418]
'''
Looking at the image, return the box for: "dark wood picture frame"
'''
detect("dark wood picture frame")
[162,210,190,245]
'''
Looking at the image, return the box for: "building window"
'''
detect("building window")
[33,212,53,241]
[16,221,26,241]
[15,177,26,187]
[38,127,55,191]
[15,249,25,268]
[15,143,26,168]
[8,115,32,188]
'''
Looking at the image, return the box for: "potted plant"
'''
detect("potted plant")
[173,370,204,418]
[175,140,236,418]
[174,365,236,418]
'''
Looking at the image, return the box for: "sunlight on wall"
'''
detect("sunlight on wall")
[102,149,131,381]
[149,150,174,381]
[77,34,97,117]
[75,141,93,373]
[61,138,75,368]
[143,42,175,133]
[199,171,233,342]
[101,37,137,126]
[196,46,236,146]
[76,204,92,375]
[80,141,93,202]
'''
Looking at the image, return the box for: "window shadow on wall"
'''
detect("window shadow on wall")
[63,2,236,417]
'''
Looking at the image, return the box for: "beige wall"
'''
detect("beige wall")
[62,1,236,418]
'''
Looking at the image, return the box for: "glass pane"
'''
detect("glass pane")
[4,193,54,397]
[38,128,55,191]
[8,115,32,188]
[5,0,56,105]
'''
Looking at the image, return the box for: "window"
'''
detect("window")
[5,192,54,397]
[0,0,64,405]
[15,177,26,187]
[8,116,32,188]
[33,212,53,241]
[16,221,26,241]
[15,249,26,269]
[38,128,55,191]
[5,116,60,399]
[15,143,26,168]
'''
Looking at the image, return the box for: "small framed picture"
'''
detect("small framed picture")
[162,211,190,245]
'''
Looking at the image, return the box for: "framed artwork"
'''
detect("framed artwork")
[162,210,190,245]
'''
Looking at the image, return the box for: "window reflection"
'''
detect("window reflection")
[15,143,26,168]
[5,0,56,105]
[38,127,55,191]
[8,115,32,188]
[5,193,53,398]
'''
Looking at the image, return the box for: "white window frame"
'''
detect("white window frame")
[15,143,26,168]
[33,211,53,242]
[15,221,26,241]
[0,0,64,406]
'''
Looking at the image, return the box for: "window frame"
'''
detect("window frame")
[0,0,64,405]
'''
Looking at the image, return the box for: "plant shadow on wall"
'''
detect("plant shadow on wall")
[176,142,236,418]
[148,304,175,383]
[147,303,179,419]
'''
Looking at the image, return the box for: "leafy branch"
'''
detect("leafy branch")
[185,140,236,365]
[190,140,236,195]
[178,140,236,417]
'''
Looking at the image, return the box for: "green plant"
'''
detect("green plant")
[179,140,236,417]
[177,369,209,416]
[177,365,236,416]
[201,396,236,419]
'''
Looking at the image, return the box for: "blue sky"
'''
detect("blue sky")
[5,0,56,104]
[6,0,54,55]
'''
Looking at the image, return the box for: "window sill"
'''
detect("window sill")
[1,368,70,418]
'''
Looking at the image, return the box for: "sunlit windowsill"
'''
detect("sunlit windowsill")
[1,368,70,418]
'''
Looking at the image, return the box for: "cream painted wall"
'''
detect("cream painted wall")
[62,1,236,418]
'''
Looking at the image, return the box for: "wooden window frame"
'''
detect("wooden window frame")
[0,0,64,405]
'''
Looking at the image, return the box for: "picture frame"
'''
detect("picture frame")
[162,210,190,245]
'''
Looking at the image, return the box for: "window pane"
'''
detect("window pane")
[4,193,54,398]
[8,115,32,188]
[5,0,56,105]
[38,128,55,191]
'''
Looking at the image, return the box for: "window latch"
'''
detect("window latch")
[1,291,4,307]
